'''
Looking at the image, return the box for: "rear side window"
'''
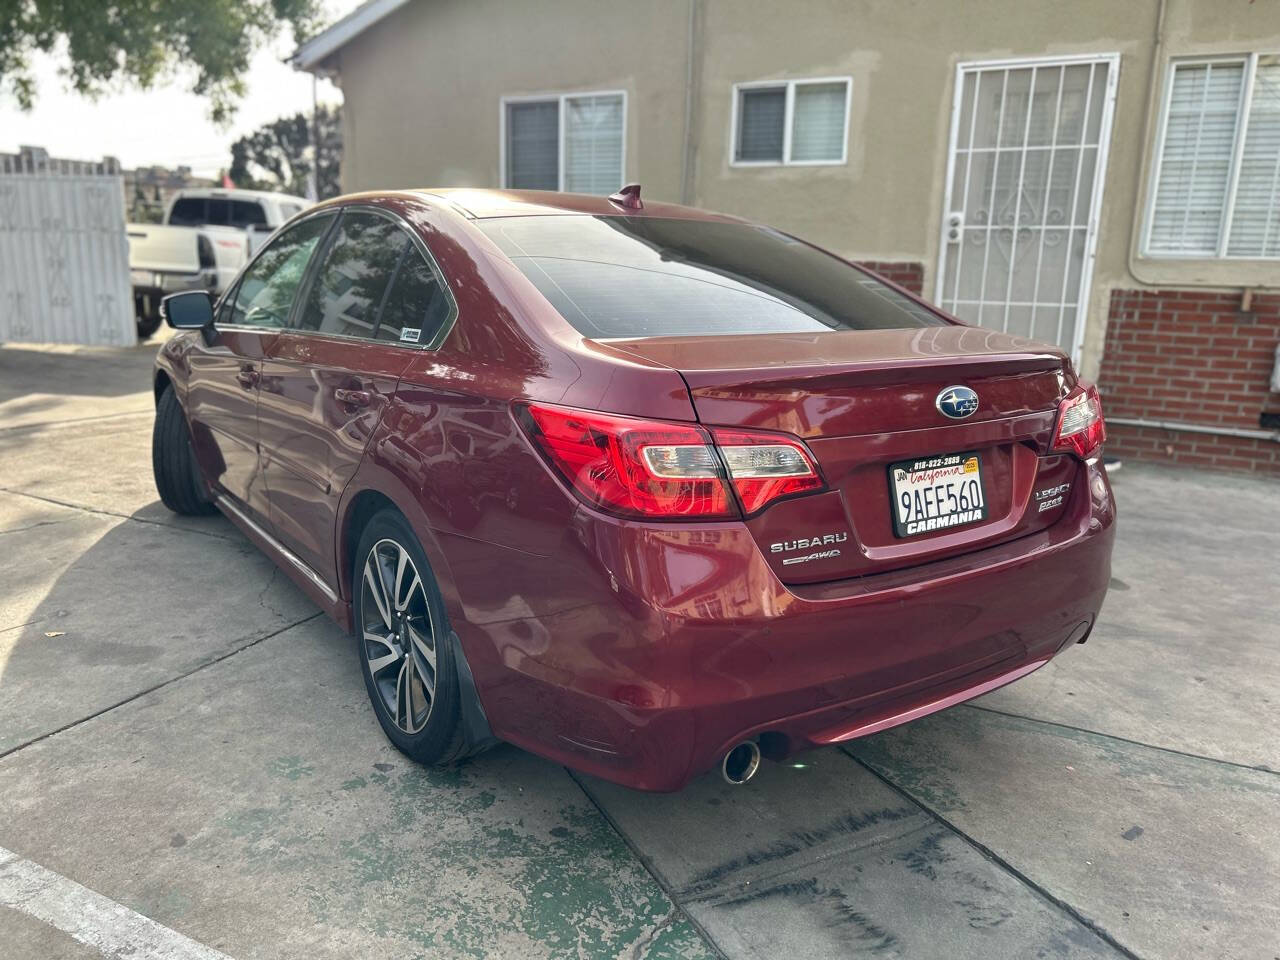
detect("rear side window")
[477,215,943,338]
[375,246,453,345]
[296,211,406,339]
[225,213,334,328]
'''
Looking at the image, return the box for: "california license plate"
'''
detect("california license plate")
[889,451,987,538]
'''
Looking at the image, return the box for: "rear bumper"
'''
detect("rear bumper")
[471,459,1115,792]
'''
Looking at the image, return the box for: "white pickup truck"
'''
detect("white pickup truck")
[127,189,311,338]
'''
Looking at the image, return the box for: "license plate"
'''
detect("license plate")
[889,451,987,538]
[129,269,160,288]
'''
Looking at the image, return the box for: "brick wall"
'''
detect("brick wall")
[1097,288,1280,475]
[855,261,925,296]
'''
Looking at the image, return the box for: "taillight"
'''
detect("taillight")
[711,428,824,514]
[1052,384,1106,459]
[517,403,734,518]
[516,403,824,520]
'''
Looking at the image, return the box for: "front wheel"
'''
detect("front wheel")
[355,510,466,765]
[152,386,216,516]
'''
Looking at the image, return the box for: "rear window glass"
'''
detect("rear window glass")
[477,215,943,338]
[168,197,205,226]
[230,200,268,227]
[205,199,231,226]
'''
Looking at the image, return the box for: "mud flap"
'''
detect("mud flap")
[446,628,500,756]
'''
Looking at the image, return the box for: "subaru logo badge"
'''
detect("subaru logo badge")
[936,385,979,419]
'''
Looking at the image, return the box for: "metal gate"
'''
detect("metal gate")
[935,54,1119,362]
[0,153,133,346]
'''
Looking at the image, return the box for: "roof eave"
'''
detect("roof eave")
[290,0,412,73]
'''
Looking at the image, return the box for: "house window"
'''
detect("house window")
[1146,54,1280,259]
[502,91,625,194]
[732,78,851,166]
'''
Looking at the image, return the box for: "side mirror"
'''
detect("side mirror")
[162,290,214,330]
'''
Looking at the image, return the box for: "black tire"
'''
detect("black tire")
[136,311,163,340]
[354,509,467,765]
[152,386,216,516]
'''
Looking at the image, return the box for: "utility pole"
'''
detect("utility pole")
[308,73,320,201]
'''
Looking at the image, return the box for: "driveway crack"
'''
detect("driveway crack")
[257,566,284,618]
[627,907,678,960]
[0,487,238,543]
[0,612,322,762]
[0,519,70,537]
[842,748,1146,960]
[962,703,1278,777]
[567,768,730,960]
[0,409,153,436]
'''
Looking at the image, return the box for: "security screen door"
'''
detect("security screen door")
[935,55,1118,362]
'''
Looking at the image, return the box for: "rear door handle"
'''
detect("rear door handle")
[334,388,372,408]
[235,369,259,389]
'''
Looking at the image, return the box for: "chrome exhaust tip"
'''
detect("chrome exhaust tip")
[721,741,761,785]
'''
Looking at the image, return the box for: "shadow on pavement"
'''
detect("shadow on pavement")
[0,342,163,406]
[0,500,713,959]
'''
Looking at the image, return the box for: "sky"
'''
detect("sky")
[0,1,363,178]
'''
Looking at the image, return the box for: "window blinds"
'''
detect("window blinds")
[1149,56,1280,258]
[505,94,624,194]
[505,101,559,191]
[791,82,847,162]
[564,94,624,194]
[1227,59,1280,257]
[735,80,849,164]
[1148,61,1244,255]
[737,87,786,162]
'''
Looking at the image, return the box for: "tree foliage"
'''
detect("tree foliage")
[229,104,341,199]
[0,0,320,122]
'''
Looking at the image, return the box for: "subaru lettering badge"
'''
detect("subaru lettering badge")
[936,385,979,420]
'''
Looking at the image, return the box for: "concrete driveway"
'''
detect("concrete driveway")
[1,339,1276,960]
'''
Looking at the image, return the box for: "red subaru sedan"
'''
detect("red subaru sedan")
[153,187,1114,791]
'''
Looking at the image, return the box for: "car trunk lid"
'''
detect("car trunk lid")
[605,326,1078,583]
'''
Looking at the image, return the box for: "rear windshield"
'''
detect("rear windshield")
[169,197,267,228]
[477,215,944,338]
[168,197,206,226]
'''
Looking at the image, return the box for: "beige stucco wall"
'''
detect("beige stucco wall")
[331,0,691,202]
[323,0,1280,379]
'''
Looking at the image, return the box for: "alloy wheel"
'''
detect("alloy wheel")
[360,538,438,734]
